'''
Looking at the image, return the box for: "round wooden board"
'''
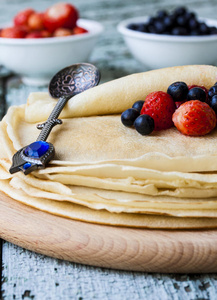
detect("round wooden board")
[1,192,217,273]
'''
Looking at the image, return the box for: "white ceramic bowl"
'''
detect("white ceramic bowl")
[0,19,103,86]
[117,16,217,69]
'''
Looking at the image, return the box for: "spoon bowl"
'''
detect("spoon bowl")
[49,63,101,99]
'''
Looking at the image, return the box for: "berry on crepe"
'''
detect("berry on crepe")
[121,108,140,127]
[141,91,176,130]
[187,86,207,102]
[172,100,216,136]
[167,81,188,102]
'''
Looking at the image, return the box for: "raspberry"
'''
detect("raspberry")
[141,91,176,130]
[172,100,216,136]
[175,101,186,109]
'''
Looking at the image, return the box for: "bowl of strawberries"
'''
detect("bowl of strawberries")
[0,2,103,86]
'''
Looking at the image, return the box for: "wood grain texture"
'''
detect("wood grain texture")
[1,191,217,274]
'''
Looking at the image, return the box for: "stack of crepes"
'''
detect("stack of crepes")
[2,65,217,229]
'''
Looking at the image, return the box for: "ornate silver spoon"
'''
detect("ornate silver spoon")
[9,63,100,175]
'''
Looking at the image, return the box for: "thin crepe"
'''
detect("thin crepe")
[1,65,217,228]
[25,65,217,122]
[3,113,217,200]
[4,103,217,174]
[2,180,217,229]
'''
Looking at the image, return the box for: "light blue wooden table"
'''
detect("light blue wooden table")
[1,0,217,299]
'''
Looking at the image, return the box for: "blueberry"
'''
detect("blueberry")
[176,15,188,27]
[199,22,210,35]
[171,27,188,35]
[127,8,217,37]
[208,85,217,99]
[190,29,201,36]
[167,81,189,101]
[134,114,155,135]
[173,6,187,17]
[187,87,206,102]
[132,100,145,113]
[154,20,166,33]
[127,23,138,31]
[136,23,148,32]
[147,16,156,26]
[163,30,171,35]
[157,10,168,19]
[210,95,217,113]
[148,24,158,33]
[185,11,196,21]
[121,108,140,127]
[163,15,175,29]
[188,18,199,30]
[210,26,217,34]
[127,23,148,32]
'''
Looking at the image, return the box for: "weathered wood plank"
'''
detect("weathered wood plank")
[2,242,217,300]
[0,239,2,300]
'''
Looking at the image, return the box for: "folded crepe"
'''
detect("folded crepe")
[25,65,217,122]
[2,65,217,228]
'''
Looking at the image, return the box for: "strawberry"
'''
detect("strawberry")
[40,30,51,38]
[25,31,44,38]
[72,26,88,35]
[28,12,45,31]
[141,91,176,130]
[1,26,27,38]
[14,8,35,27]
[43,3,79,32]
[53,28,72,37]
[172,100,216,136]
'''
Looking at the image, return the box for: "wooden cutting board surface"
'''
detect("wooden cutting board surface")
[1,191,217,273]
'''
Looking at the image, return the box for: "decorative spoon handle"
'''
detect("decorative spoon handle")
[36,96,70,142]
[9,96,68,175]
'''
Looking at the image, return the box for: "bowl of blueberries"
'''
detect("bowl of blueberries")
[117,6,217,69]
